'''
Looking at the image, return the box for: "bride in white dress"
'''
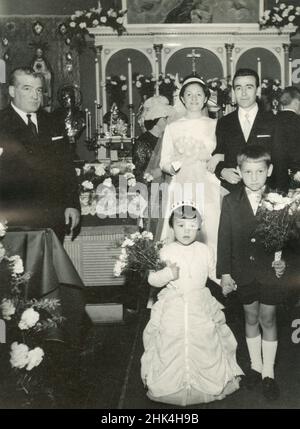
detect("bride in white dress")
[157,76,226,280]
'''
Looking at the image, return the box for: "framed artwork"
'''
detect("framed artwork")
[125,0,263,25]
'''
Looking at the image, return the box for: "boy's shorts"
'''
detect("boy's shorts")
[236,279,284,306]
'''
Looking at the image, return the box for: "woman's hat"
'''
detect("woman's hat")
[179,76,209,100]
[142,95,175,121]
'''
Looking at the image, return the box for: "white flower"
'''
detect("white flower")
[296,7,300,14]
[82,180,94,190]
[273,203,287,211]
[94,164,106,176]
[142,231,153,240]
[121,238,134,248]
[92,19,99,26]
[81,205,90,215]
[69,21,76,28]
[126,162,135,171]
[294,171,300,182]
[79,22,87,29]
[0,221,7,237]
[280,3,287,10]
[124,172,135,180]
[0,298,16,320]
[111,11,117,18]
[111,167,120,176]
[10,342,29,369]
[263,201,273,211]
[8,255,24,275]
[0,147,3,156]
[103,178,113,187]
[288,15,296,22]
[143,173,153,182]
[116,17,124,24]
[130,232,142,240]
[75,168,81,176]
[85,12,92,18]
[0,243,6,262]
[120,75,126,81]
[136,81,142,88]
[113,260,123,277]
[18,308,40,330]
[100,16,107,23]
[128,178,136,187]
[121,84,127,91]
[26,347,44,371]
[75,10,84,17]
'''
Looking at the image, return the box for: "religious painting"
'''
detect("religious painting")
[126,0,261,24]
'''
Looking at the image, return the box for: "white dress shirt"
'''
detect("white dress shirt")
[11,103,38,131]
[238,103,258,141]
[245,186,265,215]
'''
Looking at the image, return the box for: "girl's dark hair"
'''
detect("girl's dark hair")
[144,118,160,131]
[169,204,202,228]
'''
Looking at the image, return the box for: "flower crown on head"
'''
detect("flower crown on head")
[170,200,198,215]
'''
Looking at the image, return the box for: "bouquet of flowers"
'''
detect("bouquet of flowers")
[77,161,136,216]
[113,231,165,279]
[133,73,156,100]
[0,221,64,405]
[289,170,300,189]
[255,190,300,259]
[58,2,127,52]
[260,2,300,32]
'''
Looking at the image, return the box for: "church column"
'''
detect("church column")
[225,43,234,81]
[283,43,291,87]
[153,44,163,95]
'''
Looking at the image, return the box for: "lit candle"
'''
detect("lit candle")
[257,57,262,85]
[94,101,98,131]
[95,58,100,104]
[128,58,133,105]
[155,57,159,96]
[88,112,92,140]
[85,108,89,139]
[288,58,292,86]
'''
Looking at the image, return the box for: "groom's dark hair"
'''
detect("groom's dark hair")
[233,68,260,88]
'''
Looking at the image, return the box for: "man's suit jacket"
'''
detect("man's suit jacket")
[0,105,80,239]
[214,108,276,191]
[272,110,300,193]
[217,186,285,287]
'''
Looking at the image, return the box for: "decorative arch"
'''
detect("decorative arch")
[235,47,281,82]
[164,47,224,80]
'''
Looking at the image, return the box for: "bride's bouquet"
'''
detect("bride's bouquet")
[255,190,300,260]
[113,231,165,278]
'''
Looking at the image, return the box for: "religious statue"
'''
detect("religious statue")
[29,43,53,111]
[103,102,128,137]
[52,84,85,144]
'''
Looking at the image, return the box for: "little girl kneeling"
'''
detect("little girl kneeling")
[141,202,243,406]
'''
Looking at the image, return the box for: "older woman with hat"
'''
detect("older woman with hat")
[158,75,225,282]
[132,95,175,183]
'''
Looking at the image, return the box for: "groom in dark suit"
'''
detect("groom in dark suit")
[214,68,276,192]
[0,67,80,241]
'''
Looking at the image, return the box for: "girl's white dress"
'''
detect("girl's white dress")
[158,117,225,267]
[141,241,243,407]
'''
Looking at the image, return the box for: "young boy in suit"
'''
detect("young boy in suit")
[217,145,286,401]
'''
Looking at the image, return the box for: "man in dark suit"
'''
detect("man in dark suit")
[217,145,286,401]
[0,67,80,242]
[272,86,300,193]
[214,68,276,192]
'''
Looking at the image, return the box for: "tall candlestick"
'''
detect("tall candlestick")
[155,57,159,96]
[128,58,133,105]
[85,108,89,139]
[132,113,135,139]
[95,58,100,104]
[94,101,98,131]
[88,112,92,140]
[257,57,262,85]
[288,58,292,86]
[230,57,234,82]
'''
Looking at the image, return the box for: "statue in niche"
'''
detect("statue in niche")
[29,43,53,111]
[52,84,85,144]
[103,102,128,137]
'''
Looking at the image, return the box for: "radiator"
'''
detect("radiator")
[64,225,138,287]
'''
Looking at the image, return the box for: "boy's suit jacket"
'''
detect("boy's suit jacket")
[217,186,284,287]
[214,108,276,191]
[0,104,80,239]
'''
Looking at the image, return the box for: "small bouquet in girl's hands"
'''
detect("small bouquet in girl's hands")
[113,231,165,279]
[255,190,300,261]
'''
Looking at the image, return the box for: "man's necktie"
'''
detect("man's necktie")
[243,113,252,142]
[27,114,38,139]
